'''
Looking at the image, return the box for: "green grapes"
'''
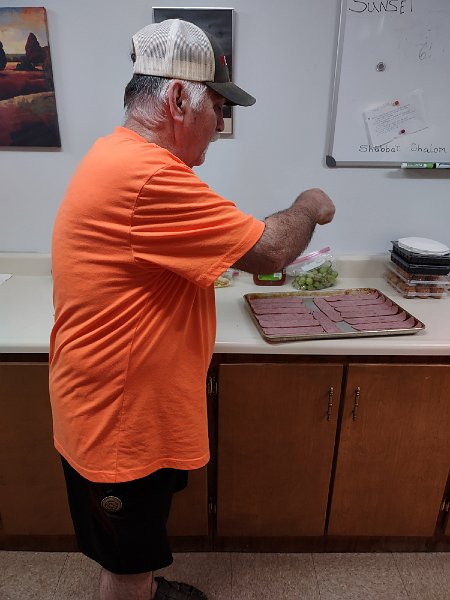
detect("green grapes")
[292,261,338,291]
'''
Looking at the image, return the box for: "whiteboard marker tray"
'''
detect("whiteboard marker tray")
[244,288,425,343]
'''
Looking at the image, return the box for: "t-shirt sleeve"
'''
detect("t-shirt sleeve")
[130,163,265,287]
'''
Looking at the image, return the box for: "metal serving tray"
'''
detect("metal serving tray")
[244,288,425,343]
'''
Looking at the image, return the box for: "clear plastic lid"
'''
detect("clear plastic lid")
[397,237,450,255]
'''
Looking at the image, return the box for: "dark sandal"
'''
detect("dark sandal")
[154,576,208,599]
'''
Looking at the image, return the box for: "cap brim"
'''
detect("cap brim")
[205,81,256,107]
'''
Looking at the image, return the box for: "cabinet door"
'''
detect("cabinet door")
[167,466,208,536]
[328,364,450,537]
[0,363,74,537]
[0,363,209,544]
[217,363,343,537]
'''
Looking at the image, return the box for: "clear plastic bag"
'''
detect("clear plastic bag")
[285,247,338,291]
[214,268,239,288]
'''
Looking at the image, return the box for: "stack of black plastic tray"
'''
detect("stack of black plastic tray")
[385,242,450,298]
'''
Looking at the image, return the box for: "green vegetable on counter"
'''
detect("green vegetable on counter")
[292,261,338,291]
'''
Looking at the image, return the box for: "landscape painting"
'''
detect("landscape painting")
[0,7,60,147]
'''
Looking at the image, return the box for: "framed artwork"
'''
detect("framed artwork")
[153,7,234,135]
[0,7,60,147]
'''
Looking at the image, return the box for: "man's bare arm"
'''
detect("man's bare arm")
[233,188,335,274]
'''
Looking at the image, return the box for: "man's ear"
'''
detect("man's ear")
[167,80,186,122]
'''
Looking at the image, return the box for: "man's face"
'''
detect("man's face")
[182,89,225,167]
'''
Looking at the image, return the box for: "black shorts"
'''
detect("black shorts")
[61,456,188,574]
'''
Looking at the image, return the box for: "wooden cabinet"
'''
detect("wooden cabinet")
[167,466,209,537]
[0,363,74,542]
[328,364,450,537]
[216,363,343,537]
[0,362,209,549]
[3,358,450,550]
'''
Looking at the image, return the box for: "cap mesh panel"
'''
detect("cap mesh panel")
[132,19,215,81]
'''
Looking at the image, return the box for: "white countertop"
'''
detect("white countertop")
[1,253,449,355]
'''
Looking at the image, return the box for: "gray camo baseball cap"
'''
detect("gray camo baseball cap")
[132,19,256,106]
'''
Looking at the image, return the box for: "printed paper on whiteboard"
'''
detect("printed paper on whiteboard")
[363,89,428,147]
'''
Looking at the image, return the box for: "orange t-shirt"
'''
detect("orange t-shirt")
[49,126,264,483]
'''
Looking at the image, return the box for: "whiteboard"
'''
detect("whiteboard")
[327,0,450,167]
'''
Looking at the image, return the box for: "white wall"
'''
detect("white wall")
[1,0,449,253]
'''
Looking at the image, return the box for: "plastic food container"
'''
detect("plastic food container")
[385,261,449,298]
[253,271,286,286]
[391,242,450,270]
[390,251,450,276]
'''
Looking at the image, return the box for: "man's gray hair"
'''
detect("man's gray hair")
[124,74,209,127]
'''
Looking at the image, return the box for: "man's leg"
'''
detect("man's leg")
[60,458,205,598]
[99,569,158,600]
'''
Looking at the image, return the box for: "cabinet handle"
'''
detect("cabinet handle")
[352,387,361,421]
[206,376,217,396]
[327,387,334,421]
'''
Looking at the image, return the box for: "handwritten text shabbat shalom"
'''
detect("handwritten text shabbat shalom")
[359,143,448,153]
[349,0,413,14]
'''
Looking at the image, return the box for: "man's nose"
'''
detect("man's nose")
[216,113,224,133]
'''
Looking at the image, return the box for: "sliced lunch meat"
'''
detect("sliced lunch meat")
[334,298,393,312]
[262,326,325,336]
[327,296,387,307]
[248,297,305,307]
[350,317,416,331]
[255,312,315,322]
[323,292,379,302]
[256,315,317,327]
[313,298,342,322]
[252,306,311,315]
[312,312,342,333]
[344,311,407,325]
[337,305,399,318]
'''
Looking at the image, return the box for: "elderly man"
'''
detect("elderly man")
[49,18,335,600]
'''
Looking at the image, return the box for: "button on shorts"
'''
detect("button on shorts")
[60,456,188,574]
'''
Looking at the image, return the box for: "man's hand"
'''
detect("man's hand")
[293,188,335,225]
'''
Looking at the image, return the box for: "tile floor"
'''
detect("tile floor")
[0,550,449,600]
